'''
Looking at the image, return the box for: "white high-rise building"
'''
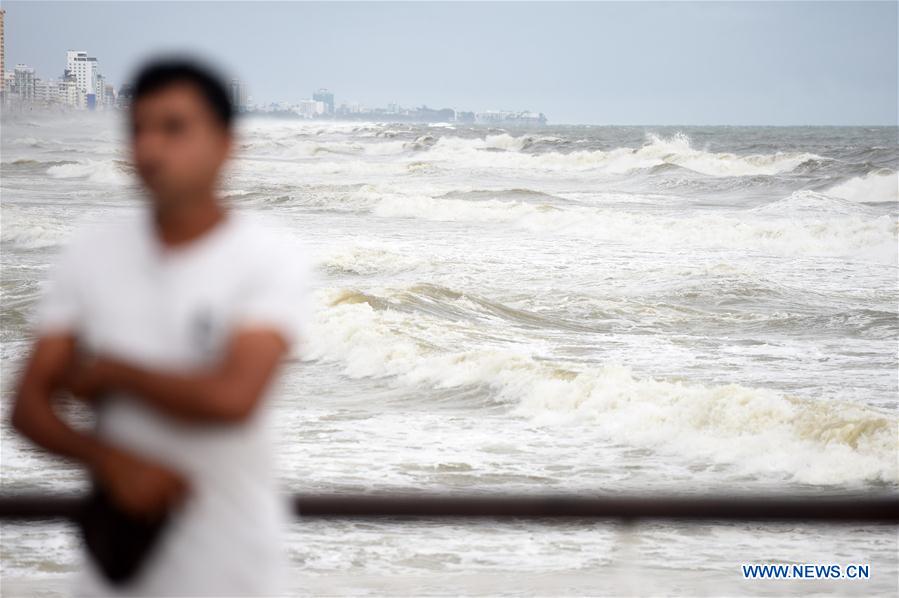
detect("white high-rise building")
[297,99,325,118]
[66,50,100,106]
[1,9,6,98]
[13,64,34,101]
[229,78,248,112]
[33,78,55,103]
[103,83,115,107]
[56,78,80,108]
[95,73,106,107]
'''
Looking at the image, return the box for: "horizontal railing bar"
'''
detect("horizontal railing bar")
[0,493,896,523]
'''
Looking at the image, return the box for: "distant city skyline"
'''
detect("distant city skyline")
[2,1,897,125]
[0,46,549,124]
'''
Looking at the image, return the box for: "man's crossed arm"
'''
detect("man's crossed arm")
[64,328,290,423]
[10,328,290,517]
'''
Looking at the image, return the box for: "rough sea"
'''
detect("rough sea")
[1,112,897,595]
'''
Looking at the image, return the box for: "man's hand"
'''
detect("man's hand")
[11,335,179,513]
[94,446,189,521]
[11,335,190,520]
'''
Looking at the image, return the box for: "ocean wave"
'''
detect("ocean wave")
[2,159,78,171]
[637,133,824,176]
[6,136,45,147]
[323,275,897,347]
[328,283,604,334]
[748,190,880,216]
[0,209,74,250]
[318,245,426,276]
[239,137,411,158]
[438,187,566,203]
[511,363,897,486]
[826,171,898,204]
[360,189,897,262]
[309,287,898,486]
[232,156,411,180]
[232,128,824,179]
[418,132,824,177]
[46,159,132,185]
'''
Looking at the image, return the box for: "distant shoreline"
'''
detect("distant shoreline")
[0,106,896,129]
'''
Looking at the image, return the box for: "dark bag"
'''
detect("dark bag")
[75,481,172,586]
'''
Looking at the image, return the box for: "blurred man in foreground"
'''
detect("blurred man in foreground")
[11,58,312,596]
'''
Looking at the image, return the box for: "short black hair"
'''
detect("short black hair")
[130,58,233,130]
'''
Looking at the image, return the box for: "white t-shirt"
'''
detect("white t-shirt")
[33,207,314,597]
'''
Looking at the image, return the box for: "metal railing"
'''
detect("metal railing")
[1,492,896,522]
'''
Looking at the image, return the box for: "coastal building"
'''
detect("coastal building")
[229,78,248,112]
[103,82,115,107]
[33,78,55,103]
[297,98,325,118]
[2,48,112,110]
[475,110,547,126]
[116,83,134,109]
[1,9,6,99]
[95,73,106,108]
[66,50,101,108]
[13,64,35,102]
[336,101,366,115]
[56,77,80,107]
[313,88,334,114]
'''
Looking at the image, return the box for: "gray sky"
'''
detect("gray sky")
[4,1,897,125]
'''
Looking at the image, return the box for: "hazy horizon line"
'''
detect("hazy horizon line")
[2,107,897,129]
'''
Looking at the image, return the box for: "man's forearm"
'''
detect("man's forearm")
[80,330,287,424]
[12,383,113,474]
[98,359,254,423]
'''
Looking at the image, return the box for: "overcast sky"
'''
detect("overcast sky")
[4,1,897,125]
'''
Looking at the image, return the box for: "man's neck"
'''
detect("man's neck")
[152,193,228,248]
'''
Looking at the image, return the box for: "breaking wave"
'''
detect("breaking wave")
[318,244,426,276]
[46,159,132,185]
[309,286,898,486]
[827,170,898,204]
[355,188,896,262]
[420,132,824,177]
[234,128,824,178]
[1,208,75,250]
